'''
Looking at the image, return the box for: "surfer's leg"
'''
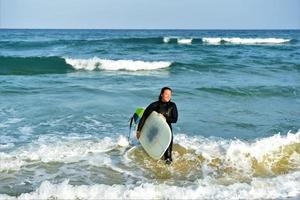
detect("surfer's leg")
[164,134,173,164]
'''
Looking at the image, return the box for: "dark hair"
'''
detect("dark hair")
[158,87,172,101]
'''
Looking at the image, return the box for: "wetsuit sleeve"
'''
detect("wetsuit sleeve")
[166,103,178,123]
[137,102,157,132]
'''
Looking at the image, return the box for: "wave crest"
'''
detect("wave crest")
[203,37,291,45]
[65,57,172,71]
[0,56,172,75]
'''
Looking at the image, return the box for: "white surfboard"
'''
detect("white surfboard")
[139,111,172,160]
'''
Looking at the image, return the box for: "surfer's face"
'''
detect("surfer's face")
[161,89,172,102]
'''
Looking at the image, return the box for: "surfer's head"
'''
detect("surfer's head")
[159,87,172,103]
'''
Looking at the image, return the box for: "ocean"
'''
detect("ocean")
[0,29,299,199]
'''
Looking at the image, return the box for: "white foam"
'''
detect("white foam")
[235,131,299,160]
[3,171,299,199]
[163,36,178,43]
[175,130,300,174]
[177,38,193,44]
[1,131,299,199]
[163,37,171,43]
[65,57,172,71]
[117,135,130,147]
[1,130,299,175]
[202,37,291,45]
[85,153,112,168]
[28,137,115,162]
[0,136,117,172]
[202,37,222,44]
[224,37,290,44]
[0,152,26,171]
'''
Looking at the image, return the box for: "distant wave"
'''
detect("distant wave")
[177,38,193,44]
[0,37,293,50]
[164,37,292,45]
[0,56,172,75]
[110,37,164,44]
[65,57,172,71]
[0,38,164,46]
[202,37,291,45]
[163,37,195,44]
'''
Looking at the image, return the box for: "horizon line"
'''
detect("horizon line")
[1,27,300,31]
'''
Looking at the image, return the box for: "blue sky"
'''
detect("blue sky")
[1,0,299,29]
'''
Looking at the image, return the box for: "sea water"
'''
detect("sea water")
[0,29,299,199]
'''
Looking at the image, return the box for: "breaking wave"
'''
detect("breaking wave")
[0,56,172,75]
[65,57,172,71]
[0,131,299,199]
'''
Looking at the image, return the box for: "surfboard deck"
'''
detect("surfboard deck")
[139,111,172,160]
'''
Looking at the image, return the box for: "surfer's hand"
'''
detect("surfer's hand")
[159,113,166,119]
[136,131,141,139]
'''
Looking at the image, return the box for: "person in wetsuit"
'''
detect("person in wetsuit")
[136,87,178,164]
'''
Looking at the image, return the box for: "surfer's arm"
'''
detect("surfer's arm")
[137,102,157,132]
[136,113,148,138]
[166,103,178,123]
[136,111,147,132]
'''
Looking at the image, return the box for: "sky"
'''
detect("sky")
[0,0,299,29]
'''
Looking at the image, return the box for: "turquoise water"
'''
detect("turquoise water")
[0,29,299,199]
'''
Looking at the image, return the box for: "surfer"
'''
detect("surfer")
[136,87,178,164]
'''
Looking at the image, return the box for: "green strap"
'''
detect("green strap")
[135,107,144,118]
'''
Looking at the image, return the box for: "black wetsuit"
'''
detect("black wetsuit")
[137,100,178,161]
